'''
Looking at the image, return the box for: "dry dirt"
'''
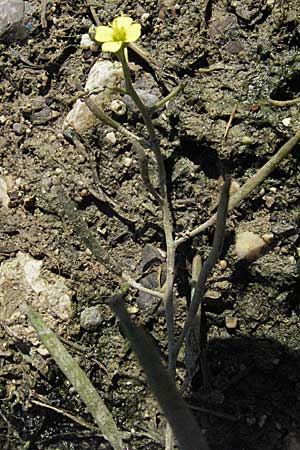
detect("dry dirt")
[1,1,300,449]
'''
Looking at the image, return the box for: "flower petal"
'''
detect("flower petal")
[113,16,133,30]
[102,41,122,52]
[125,23,141,42]
[94,26,114,43]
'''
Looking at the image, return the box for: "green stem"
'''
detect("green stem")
[108,293,210,450]
[118,46,176,376]
[117,47,167,198]
[149,83,184,113]
[175,128,300,247]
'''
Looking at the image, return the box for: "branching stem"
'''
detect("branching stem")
[175,128,300,247]
[117,46,177,376]
[175,176,231,356]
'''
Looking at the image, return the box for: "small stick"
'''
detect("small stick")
[223,103,238,142]
[31,397,99,432]
[266,97,300,107]
[40,0,48,29]
[85,1,100,25]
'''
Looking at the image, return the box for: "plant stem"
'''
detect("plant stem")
[108,293,210,450]
[149,83,184,113]
[175,176,231,356]
[175,128,300,247]
[82,94,161,203]
[118,46,177,376]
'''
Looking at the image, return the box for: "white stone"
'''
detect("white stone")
[235,231,265,260]
[64,59,123,133]
[282,117,291,127]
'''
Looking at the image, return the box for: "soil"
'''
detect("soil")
[1,1,300,449]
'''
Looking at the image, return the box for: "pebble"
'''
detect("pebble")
[122,156,133,167]
[0,0,31,43]
[205,289,221,300]
[12,122,23,135]
[282,117,292,127]
[215,280,230,290]
[262,232,273,244]
[104,131,117,145]
[235,231,266,260]
[110,99,126,116]
[80,306,103,331]
[123,89,159,111]
[225,316,238,329]
[141,13,150,24]
[219,260,227,270]
[263,195,275,208]
[80,33,99,51]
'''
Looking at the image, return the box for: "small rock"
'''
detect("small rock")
[64,59,123,133]
[12,122,23,135]
[261,232,273,244]
[215,280,230,290]
[263,195,275,208]
[0,252,73,352]
[0,0,32,44]
[235,231,266,260]
[225,316,238,329]
[205,289,221,300]
[104,131,117,145]
[123,89,159,111]
[80,33,99,51]
[80,306,103,331]
[127,305,139,314]
[141,13,150,24]
[122,156,133,167]
[110,99,126,116]
[219,260,227,270]
[282,117,292,127]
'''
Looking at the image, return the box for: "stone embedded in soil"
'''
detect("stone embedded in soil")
[225,316,238,329]
[0,252,73,350]
[235,231,266,261]
[80,305,103,331]
[63,59,123,133]
[0,176,9,208]
[0,0,32,43]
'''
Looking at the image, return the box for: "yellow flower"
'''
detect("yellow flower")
[94,16,141,53]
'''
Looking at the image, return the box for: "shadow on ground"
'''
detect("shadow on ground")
[189,336,300,450]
